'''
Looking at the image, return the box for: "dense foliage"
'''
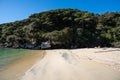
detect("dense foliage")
[0,9,120,49]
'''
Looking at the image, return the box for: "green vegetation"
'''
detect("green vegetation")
[0,9,120,48]
[0,48,30,71]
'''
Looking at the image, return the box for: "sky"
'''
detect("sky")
[0,0,120,24]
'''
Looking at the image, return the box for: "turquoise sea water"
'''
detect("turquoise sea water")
[0,48,30,71]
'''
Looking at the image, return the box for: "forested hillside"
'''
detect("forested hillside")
[0,9,120,49]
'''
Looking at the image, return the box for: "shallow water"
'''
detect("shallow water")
[0,48,30,71]
[0,48,43,80]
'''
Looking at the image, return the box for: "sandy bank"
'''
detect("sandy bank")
[0,50,44,80]
[21,48,120,80]
[71,48,120,70]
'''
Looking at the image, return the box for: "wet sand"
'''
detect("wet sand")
[0,50,44,80]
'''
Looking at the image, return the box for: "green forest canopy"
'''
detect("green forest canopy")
[0,9,120,49]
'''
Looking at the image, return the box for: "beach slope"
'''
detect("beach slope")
[21,48,120,80]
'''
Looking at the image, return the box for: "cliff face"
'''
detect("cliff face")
[0,9,120,49]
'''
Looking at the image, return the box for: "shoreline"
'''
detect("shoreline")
[0,48,120,80]
[0,50,44,80]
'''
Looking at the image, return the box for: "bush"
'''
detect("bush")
[111,42,120,48]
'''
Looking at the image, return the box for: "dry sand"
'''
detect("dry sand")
[71,48,120,70]
[21,48,120,80]
[0,50,44,80]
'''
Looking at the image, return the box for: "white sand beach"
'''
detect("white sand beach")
[20,48,120,80]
